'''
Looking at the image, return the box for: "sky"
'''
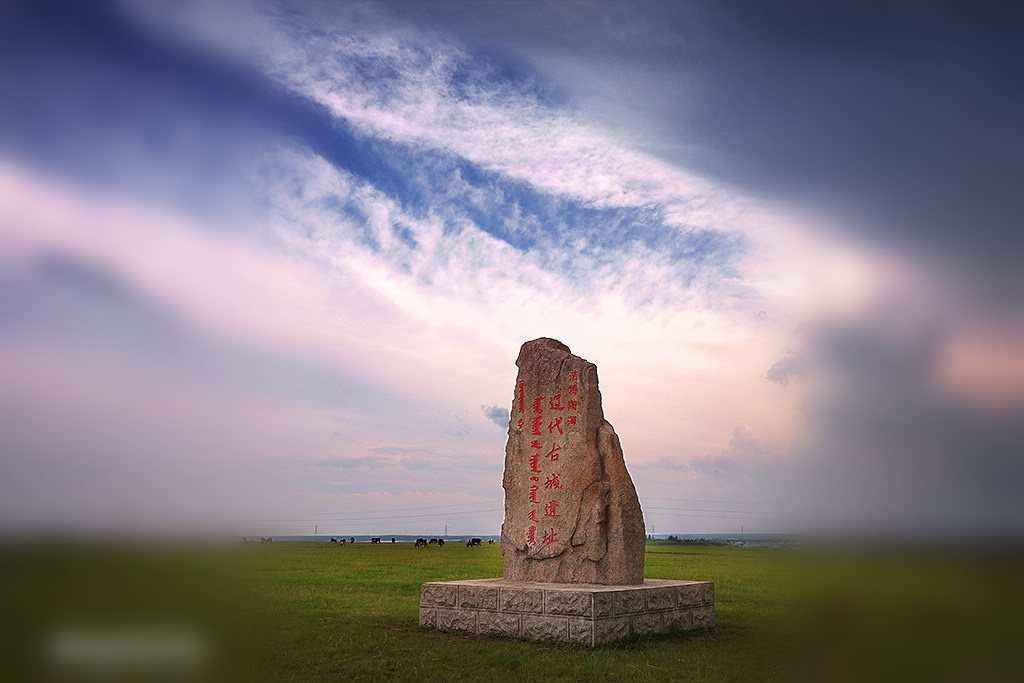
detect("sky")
[1,0,1022,537]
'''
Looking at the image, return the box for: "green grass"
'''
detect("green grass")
[255,543,772,682]
[2,541,1021,682]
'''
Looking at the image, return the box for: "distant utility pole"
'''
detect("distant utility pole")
[314,524,318,538]
[444,523,448,538]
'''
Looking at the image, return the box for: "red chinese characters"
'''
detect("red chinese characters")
[566,371,579,430]
[531,395,545,435]
[524,387,570,549]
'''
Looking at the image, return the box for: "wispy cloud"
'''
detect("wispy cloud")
[4,1,1019,536]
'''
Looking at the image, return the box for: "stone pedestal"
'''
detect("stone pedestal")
[419,578,714,646]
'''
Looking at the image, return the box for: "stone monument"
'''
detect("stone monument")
[419,338,715,645]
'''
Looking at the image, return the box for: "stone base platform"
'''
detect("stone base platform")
[419,578,714,646]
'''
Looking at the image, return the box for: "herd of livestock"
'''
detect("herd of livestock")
[412,537,494,547]
[245,536,496,546]
[331,536,495,548]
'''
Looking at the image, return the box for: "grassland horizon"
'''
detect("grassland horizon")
[2,539,1020,682]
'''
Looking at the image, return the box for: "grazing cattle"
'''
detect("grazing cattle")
[466,537,482,547]
[488,539,495,544]
[437,538,445,546]
[428,538,437,545]
[329,537,337,543]
[371,537,381,544]
[414,538,428,548]
[391,537,396,543]
[350,538,355,544]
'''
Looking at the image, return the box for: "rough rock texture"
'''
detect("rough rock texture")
[419,579,715,646]
[501,338,645,584]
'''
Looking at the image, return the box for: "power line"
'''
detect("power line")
[259,501,771,526]
[257,507,501,524]
[642,496,773,509]
[308,502,502,517]
[644,506,765,516]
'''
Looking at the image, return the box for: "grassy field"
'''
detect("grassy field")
[254,542,776,682]
[2,540,1021,682]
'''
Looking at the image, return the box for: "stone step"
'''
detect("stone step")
[419,578,714,646]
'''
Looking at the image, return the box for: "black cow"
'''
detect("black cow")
[428,538,437,545]
[371,537,382,544]
[466,537,482,547]
[414,538,428,548]
[488,539,495,544]
[437,538,445,546]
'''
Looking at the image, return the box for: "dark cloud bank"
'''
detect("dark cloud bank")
[764,308,1024,535]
